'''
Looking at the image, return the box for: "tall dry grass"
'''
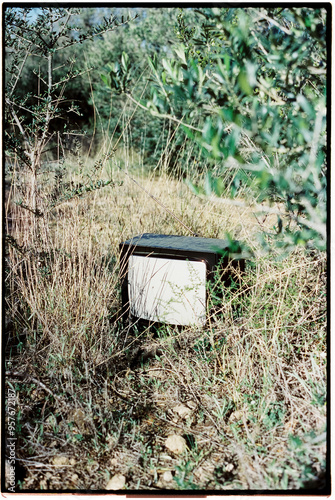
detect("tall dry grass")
[4,131,327,491]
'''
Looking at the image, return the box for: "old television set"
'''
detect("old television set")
[119,233,245,327]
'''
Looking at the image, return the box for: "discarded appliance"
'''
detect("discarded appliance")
[119,233,245,327]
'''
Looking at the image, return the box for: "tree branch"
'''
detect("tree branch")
[8,45,32,98]
[253,8,292,35]
[5,98,32,152]
[125,93,202,133]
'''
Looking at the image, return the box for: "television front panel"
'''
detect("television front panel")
[120,233,244,327]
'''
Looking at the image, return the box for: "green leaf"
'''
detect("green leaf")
[223,53,230,72]
[100,73,110,87]
[174,44,187,65]
[148,55,158,73]
[296,94,315,118]
[238,70,253,95]
[185,179,204,196]
[202,117,214,143]
[204,172,213,196]
[121,51,129,71]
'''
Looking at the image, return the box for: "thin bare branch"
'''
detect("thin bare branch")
[253,8,292,35]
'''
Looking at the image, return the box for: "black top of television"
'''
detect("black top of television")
[121,233,232,256]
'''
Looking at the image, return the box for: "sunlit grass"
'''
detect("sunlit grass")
[4,133,327,491]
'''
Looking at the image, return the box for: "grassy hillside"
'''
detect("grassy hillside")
[4,148,327,492]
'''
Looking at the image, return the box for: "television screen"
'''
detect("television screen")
[128,255,207,326]
[120,233,244,327]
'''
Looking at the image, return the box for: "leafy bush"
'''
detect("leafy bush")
[105,7,328,252]
[5,6,135,221]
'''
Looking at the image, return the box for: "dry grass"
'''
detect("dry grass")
[4,146,328,492]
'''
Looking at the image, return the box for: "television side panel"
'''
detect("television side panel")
[128,255,207,326]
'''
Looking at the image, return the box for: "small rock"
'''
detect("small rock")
[52,455,69,466]
[165,435,187,454]
[229,410,244,423]
[70,409,87,433]
[106,474,126,490]
[156,470,174,488]
[71,473,79,482]
[72,408,85,422]
[146,369,165,379]
[172,404,193,420]
[162,470,173,482]
[110,458,118,467]
[225,463,234,472]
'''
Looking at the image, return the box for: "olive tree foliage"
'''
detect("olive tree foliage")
[105,7,328,252]
[4,6,136,221]
[90,7,205,168]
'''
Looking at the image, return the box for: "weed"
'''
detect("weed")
[4,127,327,491]
[174,461,198,490]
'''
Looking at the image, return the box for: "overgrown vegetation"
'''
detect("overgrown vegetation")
[4,5,328,494]
[105,7,327,252]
